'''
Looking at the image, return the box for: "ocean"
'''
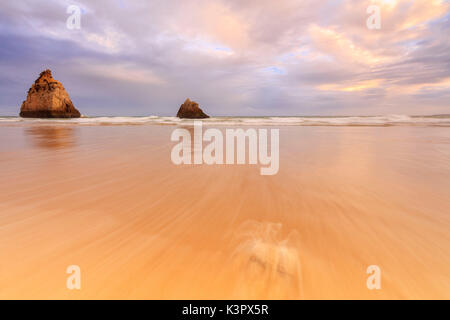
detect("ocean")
[0,114,450,126]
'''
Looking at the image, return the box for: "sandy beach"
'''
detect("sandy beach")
[0,121,449,299]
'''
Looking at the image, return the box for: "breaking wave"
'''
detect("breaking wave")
[1,114,449,126]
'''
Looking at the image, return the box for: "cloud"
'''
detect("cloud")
[0,0,449,116]
[318,79,384,92]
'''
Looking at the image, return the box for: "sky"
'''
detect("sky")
[0,0,449,116]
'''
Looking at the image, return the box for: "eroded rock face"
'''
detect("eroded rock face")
[20,69,81,118]
[176,98,209,119]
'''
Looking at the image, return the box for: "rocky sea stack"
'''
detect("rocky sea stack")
[176,98,209,119]
[20,69,81,118]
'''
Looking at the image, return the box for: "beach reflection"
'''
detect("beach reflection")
[0,125,449,299]
[25,126,77,150]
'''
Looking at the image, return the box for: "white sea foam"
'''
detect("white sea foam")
[0,115,449,126]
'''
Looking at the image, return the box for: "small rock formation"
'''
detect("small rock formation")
[20,69,81,118]
[176,98,209,119]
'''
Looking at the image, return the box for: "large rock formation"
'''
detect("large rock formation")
[20,69,81,118]
[176,98,209,119]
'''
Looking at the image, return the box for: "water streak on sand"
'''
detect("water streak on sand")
[0,124,449,299]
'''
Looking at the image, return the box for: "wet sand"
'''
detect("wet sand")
[0,124,449,299]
